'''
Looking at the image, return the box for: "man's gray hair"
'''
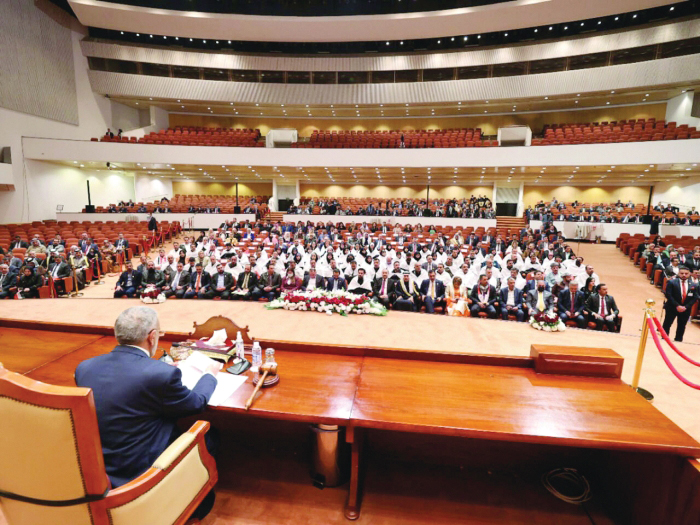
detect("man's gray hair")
[114,307,159,346]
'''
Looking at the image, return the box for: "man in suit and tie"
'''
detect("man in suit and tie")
[558,281,587,328]
[371,268,393,308]
[163,262,190,299]
[0,263,18,299]
[499,278,524,321]
[114,261,142,298]
[114,233,130,253]
[469,275,498,318]
[302,267,325,291]
[525,280,554,318]
[75,307,219,518]
[585,284,620,332]
[184,264,211,299]
[204,263,234,300]
[326,268,347,292]
[47,254,72,295]
[663,266,697,342]
[422,255,438,273]
[9,236,28,251]
[232,264,258,300]
[253,263,282,301]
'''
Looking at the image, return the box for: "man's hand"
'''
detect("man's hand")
[677,305,687,313]
[204,362,221,377]
[264,286,272,292]
[115,286,123,291]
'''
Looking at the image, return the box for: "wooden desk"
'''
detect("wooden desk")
[2,326,699,524]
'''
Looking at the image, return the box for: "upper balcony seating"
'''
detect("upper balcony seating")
[94,127,265,147]
[293,129,498,148]
[532,119,700,146]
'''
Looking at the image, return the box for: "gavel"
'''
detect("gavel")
[244,361,278,410]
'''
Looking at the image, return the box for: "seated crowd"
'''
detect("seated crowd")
[104,219,623,331]
[96,195,269,215]
[526,199,700,225]
[288,195,495,218]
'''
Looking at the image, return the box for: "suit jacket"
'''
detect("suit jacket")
[236,271,258,291]
[259,272,281,291]
[372,276,394,296]
[585,294,619,317]
[114,238,130,250]
[325,276,347,292]
[499,287,524,309]
[0,272,18,293]
[469,284,498,306]
[166,271,190,289]
[148,217,158,231]
[525,289,554,314]
[117,270,142,289]
[189,271,211,291]
[48,262,72,279]
[665,265,681,278]
[302,274,325,290]
[141,269,165,288]
[558,289,586,314]
[10,240,29,250]
[664,278,698,311]
[419,279,445,299]
[210,272,234,290]
[75,345,217,487]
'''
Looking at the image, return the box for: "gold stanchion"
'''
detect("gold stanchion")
[631,298,655,401]
[68,267,83,298]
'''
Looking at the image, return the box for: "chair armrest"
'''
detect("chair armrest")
[95,421,217,525]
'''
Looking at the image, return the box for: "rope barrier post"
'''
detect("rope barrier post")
[631,298,655,401]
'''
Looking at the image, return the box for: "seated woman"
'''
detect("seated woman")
[446,276,470,317]
[281,268,302,293]
[582,276,597,302]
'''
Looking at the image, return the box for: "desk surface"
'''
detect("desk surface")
[351,357,700,456]
[3,327,699,457]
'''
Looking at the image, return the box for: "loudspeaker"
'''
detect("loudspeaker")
[234,206,241,214]
[85,205,95,213]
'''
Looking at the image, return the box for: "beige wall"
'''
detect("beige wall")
[172,181,272,196]
[300,184,492,200]
[170,104,666,137]
[522,185,651,207]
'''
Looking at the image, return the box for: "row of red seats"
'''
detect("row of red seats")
[293,140,498,148]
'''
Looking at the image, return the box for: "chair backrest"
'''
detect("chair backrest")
[0,365,109,525]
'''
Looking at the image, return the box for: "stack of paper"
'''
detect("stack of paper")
[178,352,248,406]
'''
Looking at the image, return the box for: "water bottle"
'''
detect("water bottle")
[251,342,262,372]
[235,331,245,360]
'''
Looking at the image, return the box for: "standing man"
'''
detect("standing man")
[663,266,697,342]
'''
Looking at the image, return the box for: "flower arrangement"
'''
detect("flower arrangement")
[140,285,166,304]
[266,290,388,317]
[529,311,566,332]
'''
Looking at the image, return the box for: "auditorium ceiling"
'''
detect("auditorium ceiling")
[55,161,700,185]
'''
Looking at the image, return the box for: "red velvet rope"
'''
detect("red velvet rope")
[652,317,700,367]
[646,318,700,390]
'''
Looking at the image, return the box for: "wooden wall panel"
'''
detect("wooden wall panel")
[172,181,272,196]
[523,185,651,206]
[299,184,493,200]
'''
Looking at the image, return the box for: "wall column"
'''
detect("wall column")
[270,179,278,212]
[295,179,301,205]
[665,91,700,127]
[517,182,524,217]
[493,182,498,205]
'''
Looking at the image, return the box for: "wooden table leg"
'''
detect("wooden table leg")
[344,426,364,520]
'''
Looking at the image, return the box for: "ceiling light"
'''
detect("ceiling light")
[615,16,619,21]
[463,36,468,41]
[437,40,441,44]
[564,26,568,30]
[400,41,404,45]
[504,33,508,36]
[611,90,615,94]
[633,14,637,18]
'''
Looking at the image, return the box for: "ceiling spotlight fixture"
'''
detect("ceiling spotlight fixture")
[463,36,468,41]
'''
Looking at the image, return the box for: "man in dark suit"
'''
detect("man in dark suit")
[75,307,218,506]
[499,278,524,321]
[138,260,166,294]
[204,263,234,300]
[253,263,281,301]
[232,264,258,300]
[663,267,697,342]
[0,263,18,299]
[114,234,130,252]
[114,261,142,298]
[392,272,419,312]
[558,281,587,328]
[47,254,72,295]
[9,236,28,251]
[325,268,347,292]
[585,284,620,332]
[419,270,445,313]
[371,268,393,308]
[302,267,325,291]
[163,262,190,299]
[147,213,158,232]
[185,264,211,299]
[469,275,498,318]
[525,281,554,317]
